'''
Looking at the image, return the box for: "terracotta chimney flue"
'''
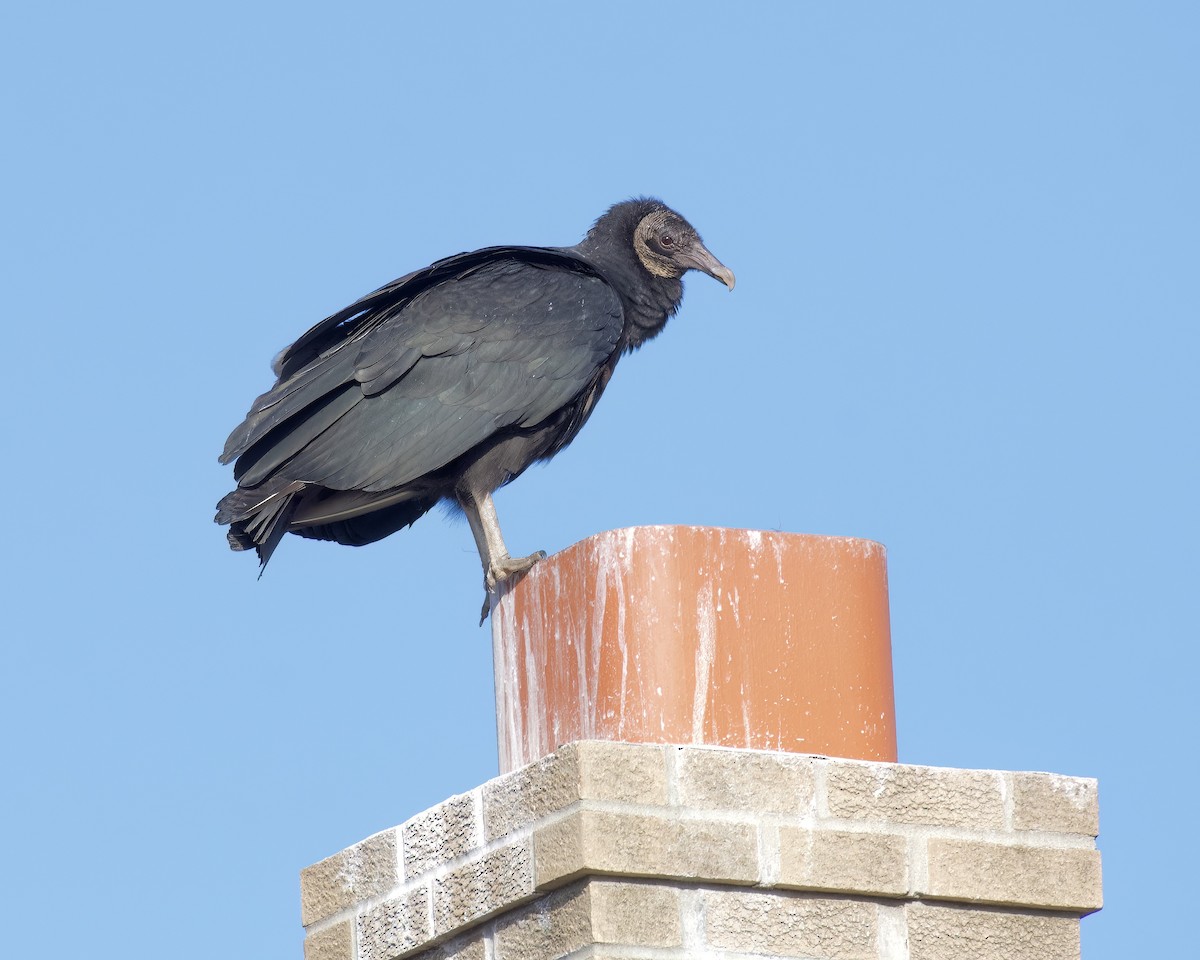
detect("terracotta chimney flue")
[491,525,896,773]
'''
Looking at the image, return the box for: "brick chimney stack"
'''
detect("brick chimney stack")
[301,526,1102,960]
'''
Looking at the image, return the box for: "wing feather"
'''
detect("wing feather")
[222,250,623,499]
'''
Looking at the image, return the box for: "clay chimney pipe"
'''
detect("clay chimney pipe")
[490,525,896,774]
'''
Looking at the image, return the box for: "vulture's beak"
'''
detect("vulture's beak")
[682,241,736,291]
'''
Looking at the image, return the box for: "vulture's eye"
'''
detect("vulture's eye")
[660,233,675,248]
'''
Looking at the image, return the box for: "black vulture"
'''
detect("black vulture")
[216,198,734,610]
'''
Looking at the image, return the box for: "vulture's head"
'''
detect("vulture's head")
[581,198,735,292]
[632,204,736,290]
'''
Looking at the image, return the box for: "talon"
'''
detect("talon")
[484,551,547,591]
[478,551,547,622]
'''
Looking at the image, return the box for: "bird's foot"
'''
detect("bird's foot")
[485,551,548,591]
[479,551,548,624]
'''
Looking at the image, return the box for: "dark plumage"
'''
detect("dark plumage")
[216,198,734,611]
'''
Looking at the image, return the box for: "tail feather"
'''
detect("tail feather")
[217,481,438,568]
[216,479,306,571]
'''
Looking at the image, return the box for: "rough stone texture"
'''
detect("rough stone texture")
[583,952,665,960]
[404,792,479,879]
[357,885,430,960]
[589,880,682,947]
[534,808,759,888]
[493,883,592,960]
[408,931,487,960]
[432,839,534,938]
[907,902,1081,960]
[492,878,681,959]
[778,827,909,897]
[304,920,354,960]
[676,745,817,814]
[925,837,1102,913]
[482,749,579,842]
[301,742,1099,960]
[1012,772,1100,836]
[585,950,672,960]
[302,829,399,926]
[576,741,670,806]
[531,809,585,887]
[825,761,1006,830]
[705,889,879,959]
[483,743,672,844]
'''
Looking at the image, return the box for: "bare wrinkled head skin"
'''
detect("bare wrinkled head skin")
[633,208,736,290]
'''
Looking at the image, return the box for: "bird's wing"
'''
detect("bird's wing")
[223,252,624,494]
[268,245,576,380]
[221,246,589,463]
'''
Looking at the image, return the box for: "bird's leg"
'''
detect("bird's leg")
[459,489,546,602]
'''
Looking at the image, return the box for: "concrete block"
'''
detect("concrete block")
[404,791,479,879]
[576,741,670,806]
[534,808,759,888]
[298,746,1101,960]
[358,884,431,960]
[925,837,1102,913]
[432,839,535,938]
[704,889,878,959]
[676,746,817,814]
[585,952,672,960]
[585,950,672,960]
[825,761,1006,831]
[483,743,672,844]
[777,827,908,897]
[303,921,353,960]
[1012,772,1099,836]
[590,879,682,946]
[492,879,681,960]
[301,829,399,927]
[907,902,1080,960]
[408,930,487,960]
[482,749,579,842]
[492,883,592,960]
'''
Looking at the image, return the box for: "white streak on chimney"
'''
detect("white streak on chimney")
[692,583,715,743]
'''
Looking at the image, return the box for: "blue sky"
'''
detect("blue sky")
[3,2,1195,956]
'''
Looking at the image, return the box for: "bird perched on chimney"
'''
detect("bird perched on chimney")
[216,198,734,617]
